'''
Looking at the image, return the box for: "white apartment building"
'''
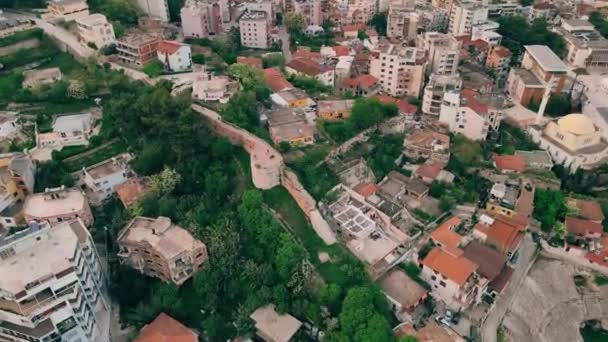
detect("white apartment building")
[292,0,323,26]
[76,14,115,49]
[0,219,109,342]
[471,21,502,46]
[180,0,224,38]
[370,44,426,97]
[241,0,274,25]
[137,0,170,22]
[80,153,135,204]
[449,0,488,37]
[482,0,518,17]
[422,74,462,116]
[419,32,461,76]
[417,5,449,33]
[157,40,192,72]
[52,113,96,147]
[439,89,506,140]
[239,11,270,49]
[387,0,417,41]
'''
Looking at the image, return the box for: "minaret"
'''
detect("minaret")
[536,76,553,125]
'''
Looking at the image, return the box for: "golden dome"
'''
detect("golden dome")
[557,114,596,136]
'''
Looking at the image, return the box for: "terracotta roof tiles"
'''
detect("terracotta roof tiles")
[134,313,198,342]
[421,247,478,286]
[493,154,526,173]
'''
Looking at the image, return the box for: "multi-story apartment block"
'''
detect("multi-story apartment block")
[0,16,33,39]
[528,2,556,23]
[0,153,35,229]
[417,4,449,33]
[137,0,170,22]
[506,45,568,106]
[117,216,208,285]
[387,0,417,41]
[439,89,506,140]
[486,45,512,84]
[239,11,270,49]
[448,0,488,37]
[482,0,519,18]
[422,74,462,116]
[116,32,161,67]
[241,0,274,25]
[471,21,502,46]
[157,40,193,72]
[76,14,115,49]
[419,32,461,76]
[46,0,90,21]
[432,0,453,11]
[558,19,608,68]
[293,0,323,26]
[79,153,135,204]
[180,0,223,38]
[23,187,93,227]
[0,219,109,342]
[369,43,426,97]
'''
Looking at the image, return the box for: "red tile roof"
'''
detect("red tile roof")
[333,45,350,57]
[157,40,183,55]
[486,217,525,254]
[293,48,322,62]
[237,56,263,68]
[263,67,294,92]
[492,46,512,58]
[574,199,605,222]
[461,89,488,114]
[372,95,417,114]
[342,74,378,88]
[416,160,446,182]
[430,216,463,256]
[493,154,526,173]
[354,182,377,198]
[287,58,327,77]
[134,313,198,342]
[115,177,153,208]
[422,247,478,286]
[565,216,603,236]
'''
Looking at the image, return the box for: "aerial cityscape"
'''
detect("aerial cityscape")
[0,0,608,341]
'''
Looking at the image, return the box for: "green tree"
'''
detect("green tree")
[221,91,259,129]
[357,29,368,40]
[167,0,185,22]
[533,188,566,232]
[368,12,388,36]
[399,336,419,342]
[90,0,140,26]
[143,60,164,77]
[544,94,571,117]
[350,98,398,130]
[338,286,394,342]
[497,16,567,60]
[285,12,306,33]
[227,63,265,90]
[275,233,306,279]
[151,167,181,195]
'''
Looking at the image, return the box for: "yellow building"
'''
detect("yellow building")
[276,89,312,108]
[318,100,355,120]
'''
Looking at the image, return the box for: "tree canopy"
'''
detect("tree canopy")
[369,12,388,36]
[285,12,306,33]
[497,16,567,61]
[533,188,566,232]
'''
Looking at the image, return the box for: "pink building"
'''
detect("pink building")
[23,187,93,226]
[180,1,222,38]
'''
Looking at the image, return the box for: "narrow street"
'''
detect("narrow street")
[480,234,538,342]
[278,25,292,62]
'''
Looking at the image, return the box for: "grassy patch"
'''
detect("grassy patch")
[64,141,128,171]
[263,186,367,287]
[0,28,43,48]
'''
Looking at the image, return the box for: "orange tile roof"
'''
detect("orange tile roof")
[493,154,526,173]
[486,217,525,254]
[157,40,183,55]
[492,46,512,58]
[333,45,350,57]
[354,182,377,198]
[115,177,153,208]
[461,89,488,114]
[134,313,198,342]
[430,217,463,252]
[287,58,328,77]
[293,48,322,62]
[372,95,417,114]
[416,160,446,181]
[421,247,478,286]
[263,67,294,92]
[342,74,378,88]
[565,216,603,236]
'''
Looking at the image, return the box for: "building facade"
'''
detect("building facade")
[419,32,461,76]
[0,219,109,342]
[180,0,223,38]
[369,44,425,97]
[76,14,115,49]
[116,32,161,67]
[239,11,270,49]
[137,0,170,22]
[449,0,488,37]
[157,41,193,72]
[387,0,417,41]
[23,187,93,227]
[422,74,462,116]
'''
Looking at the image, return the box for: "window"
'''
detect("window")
[439,280,446,287]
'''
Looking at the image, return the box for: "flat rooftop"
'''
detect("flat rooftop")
[250,305,301,342]
[23,188,87,219]
[241,10,267,21]
[84,153,132,180]
[524,45,568,72]
[512,68,543,87]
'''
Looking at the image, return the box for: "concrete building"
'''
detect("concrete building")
[422,74,462,116]
[292,0,323,26]
[267,107,314,146]
[192,73,240,103]
[403,130,451,162]
[471,21,502,46]
[0,112,19,140]
[52,112,96,147]
[22,68,62,89]
[419,32,461,76]
[317,100,355,120]
[250,305,302,342]
[344,0,375,25]
[506,45,568,106]
[416,4,449,33]
[76,14,115,49]
[180,0,223,38]
[369,43,425,97]
[0,219,109,342]
[528,114,608,171]
[379,269,428,320]
[528,2,556,23]
[46,0,89,21]
[448,0,488,37]
[117,216,208,285]
[79,153,135,204]
[0,16,34,39]
[240,0,274,25]
[486,45,512,84]
[116,32,161,67]
[286,58,335,87]
[558,19,608,68]
[23,187,93,227]
[0,153,35,230]
[439,89,506,140]
[137,0,170,22]
[387,0,417,41]
[239,11,270,49]
[339,74,380,97]
[157,40,192,72]
[483,0,519,17]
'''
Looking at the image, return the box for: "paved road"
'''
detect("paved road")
[278,25,292,62]
[481,234,538,342]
